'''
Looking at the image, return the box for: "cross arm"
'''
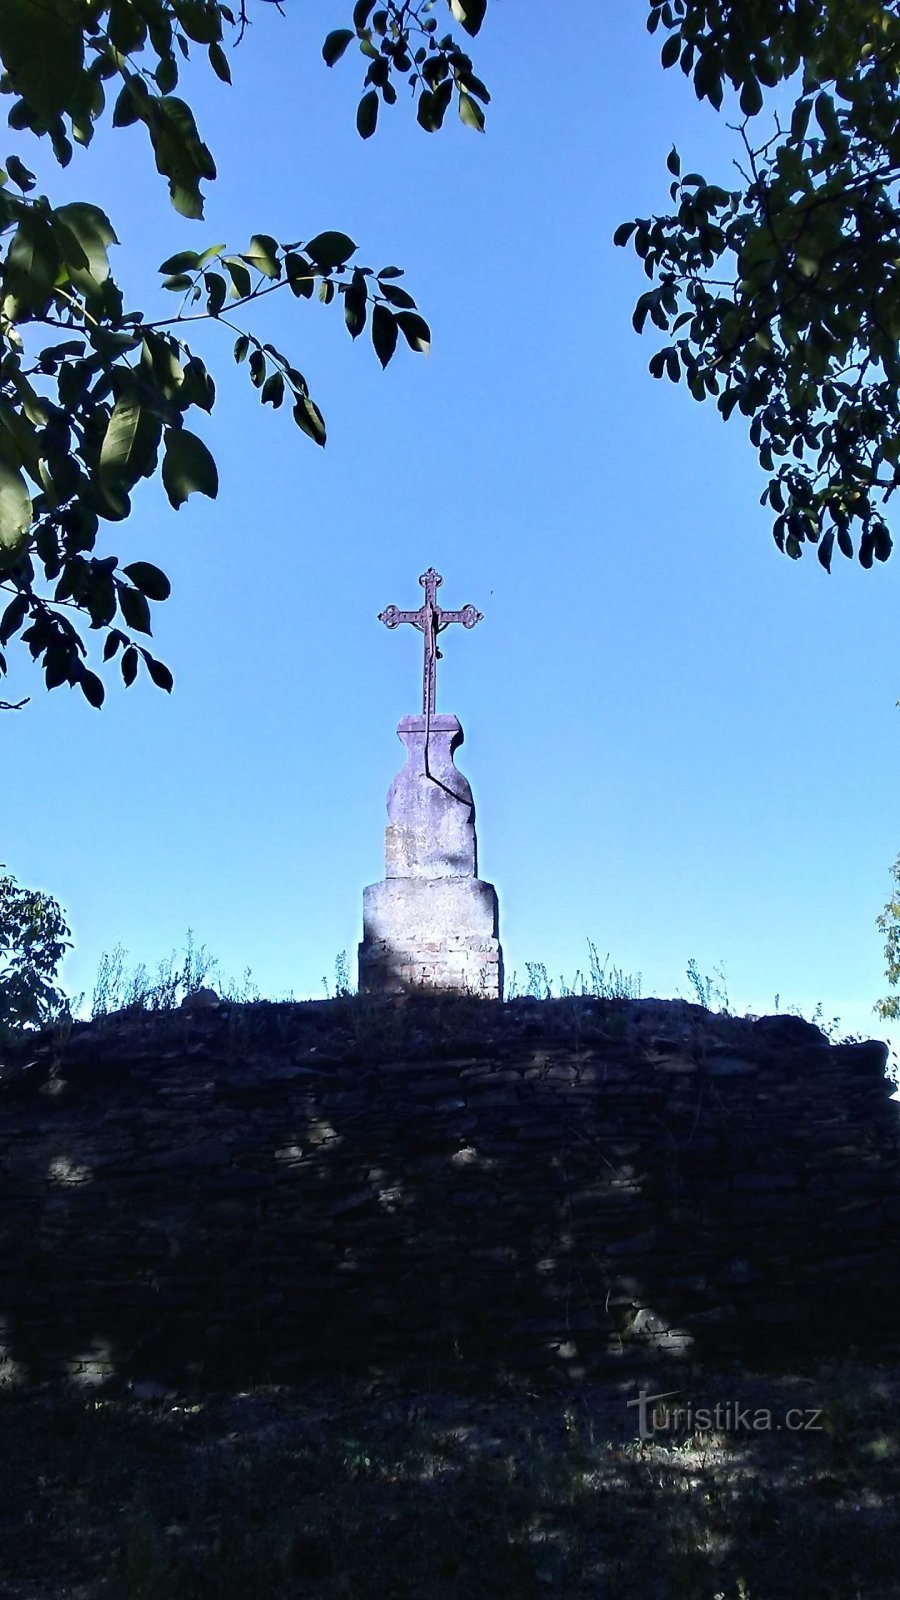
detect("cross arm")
[378,605,426,631]
[436,604,483,631]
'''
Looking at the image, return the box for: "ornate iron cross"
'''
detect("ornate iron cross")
[378,567,483,718]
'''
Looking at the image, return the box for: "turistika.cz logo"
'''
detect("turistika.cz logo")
[627,1389,824,1442]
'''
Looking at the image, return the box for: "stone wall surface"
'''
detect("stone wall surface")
[0,996,898,1388]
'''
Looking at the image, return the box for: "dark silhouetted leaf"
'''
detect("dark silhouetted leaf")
[80,669,104,708]
[323,28,354,65]
[357,89,379,139]
[372,302,398,367]
[119,586,152,635]
[293,396,327,446]
[121,645,138,686]
[161,428,219,508]
[123,561,171,601]
[395,310,431,355]
[305,231,356,270]
[144,653,173,692]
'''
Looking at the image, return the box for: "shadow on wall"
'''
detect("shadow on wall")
[0,994,898,1390]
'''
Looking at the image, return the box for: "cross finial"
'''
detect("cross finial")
[378,567,483,717]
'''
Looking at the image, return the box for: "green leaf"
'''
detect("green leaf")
[99,393,162,496]
[0,592,27,642]
[158,250,200,274]
[155,55,178,94]
[815,92,840,143]
[122,561,171,601]
[180,355,215,412]
[161,428,219,509]
[293,396,327,447]
[740,75,763,117]
[144,96,216,220]
[233,333,250,363]
[5,153,35,192]
[0,0,84,121]
[418,77,453,131]
[371,302,398,368]
[0,462,31,562]
[4,216,60,313]
[449,0,486,37]
[874,525,893,563]
[458,91,485,132]
[244,234,280,279]
[305,231,356,270]
[357,89,379,139]
[54,202,118,295]
[791,98,812,142]
[113,80,143,127]
[323,29,354,65]
[379,282,416,309]
[261,371,285,407]
[817,530,834,572]
[0,396,42,485]
[176,0,220,45]
[661,33,680,68]
[208,41,232,83]
[205,271,226,314]
[344,282,367,338]
[395,310,431,355]
[224,256,252,298]
[286,252,314,298]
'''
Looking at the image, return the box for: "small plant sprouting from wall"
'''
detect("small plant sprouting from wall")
[686,959,731,1014]
[323,951,355,1000]
[90,933,259,1016]
[585,941,642,1001]
[525,962,552,1000]
[507,945,642,1003]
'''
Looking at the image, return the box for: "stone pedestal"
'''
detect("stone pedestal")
[359,714,503,998]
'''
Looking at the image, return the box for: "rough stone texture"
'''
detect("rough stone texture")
[359,715,503,997]
[0,996,898,1390]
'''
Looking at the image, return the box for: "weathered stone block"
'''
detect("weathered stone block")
[359,713,503,997]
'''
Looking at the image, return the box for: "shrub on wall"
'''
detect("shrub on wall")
[0,869,71,1039]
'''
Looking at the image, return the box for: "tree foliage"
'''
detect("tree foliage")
[0,867,71,1036]
[4,0,895,722]
[876,851,900,1020]
[0,0,489,706]
[619,0,900,570]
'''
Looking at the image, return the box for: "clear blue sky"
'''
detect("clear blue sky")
[4,2,899,1045]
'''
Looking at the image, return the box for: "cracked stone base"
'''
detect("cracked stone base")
[359,877,503,998]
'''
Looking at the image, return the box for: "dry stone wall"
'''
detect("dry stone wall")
[0,996,898,1388]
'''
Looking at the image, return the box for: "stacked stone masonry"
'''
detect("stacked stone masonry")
[0,996,898,1388]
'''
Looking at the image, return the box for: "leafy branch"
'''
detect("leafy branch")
[618,0,900,568]
[0,0,489,706]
